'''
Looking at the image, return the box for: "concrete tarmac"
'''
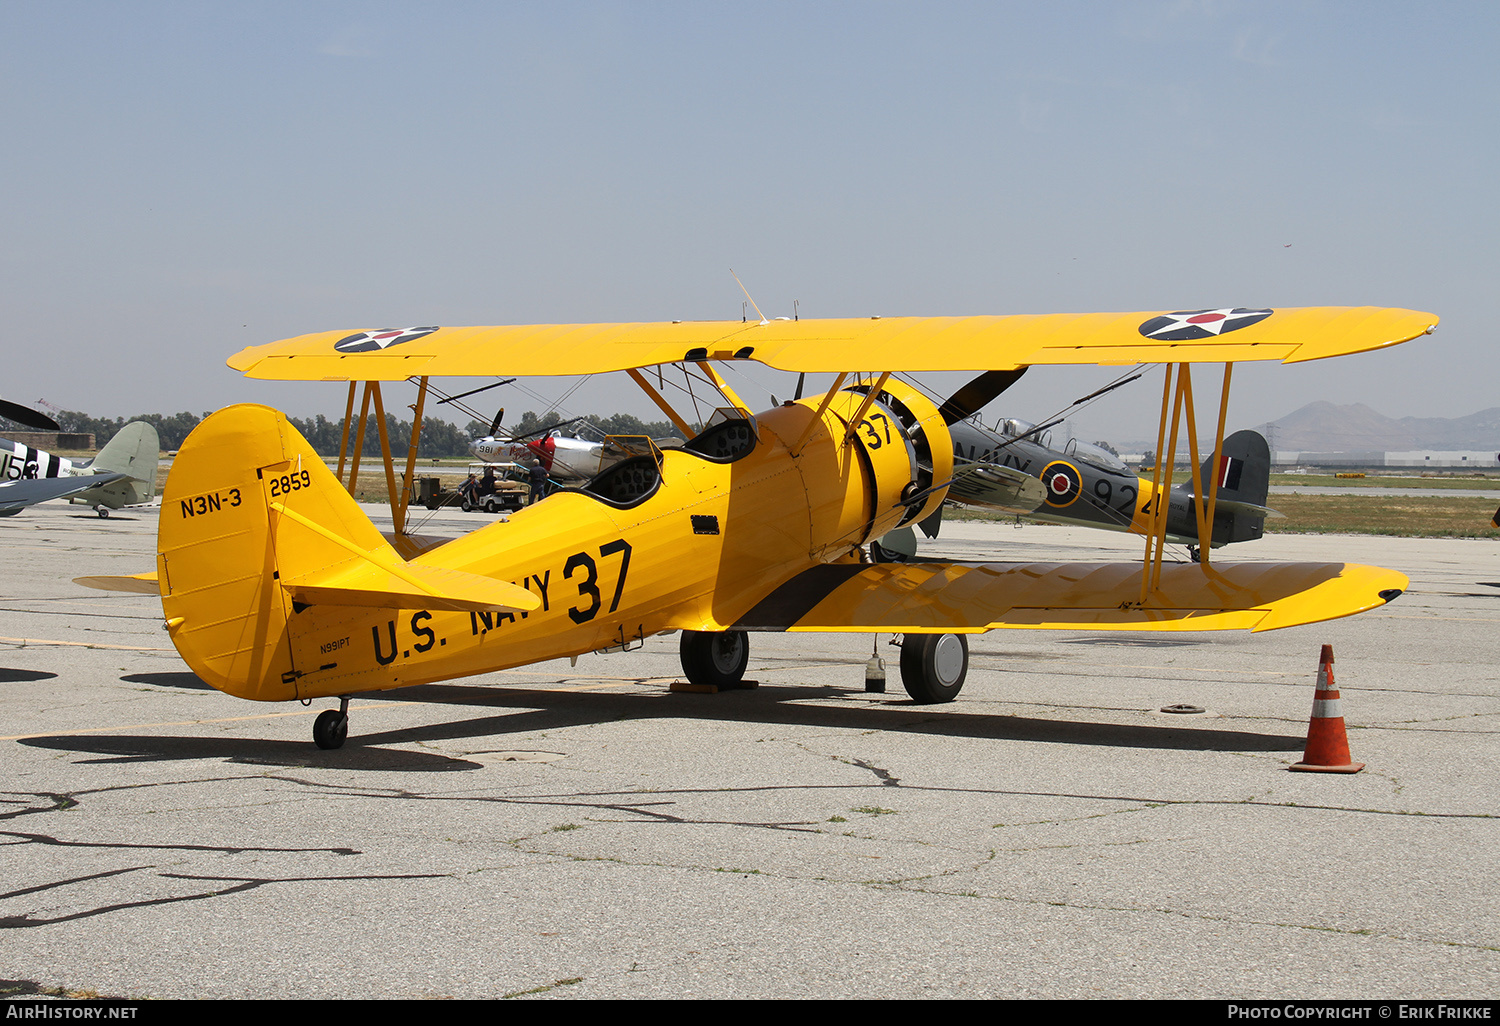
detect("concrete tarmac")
[2,503,1497,999]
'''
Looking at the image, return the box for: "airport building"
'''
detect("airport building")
[1273,450,1497,469]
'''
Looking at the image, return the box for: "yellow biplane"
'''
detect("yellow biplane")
[89,307,1435,749]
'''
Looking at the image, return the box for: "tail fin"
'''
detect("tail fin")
[1195,429,1273,544]
[72,421,160,508]
[158,405,536,702]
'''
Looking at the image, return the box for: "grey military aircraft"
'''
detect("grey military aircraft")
[870,369,1274,561]
[0,422,160,517]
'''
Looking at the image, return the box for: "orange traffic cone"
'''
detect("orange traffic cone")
[1290,645,1364,773]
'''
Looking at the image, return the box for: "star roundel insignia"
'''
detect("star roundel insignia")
[1137,308,1273,341]
[1040,460,1082,508]
[332,326,441,353]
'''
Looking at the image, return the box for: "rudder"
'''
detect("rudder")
[1196,429,1272,544]
[74,421,161,509]
[157,404,394,702]
[158,404,537,703]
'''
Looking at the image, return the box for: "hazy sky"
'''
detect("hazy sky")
[2,1,1493,444]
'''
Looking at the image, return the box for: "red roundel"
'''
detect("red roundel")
[1040,460,1081,507]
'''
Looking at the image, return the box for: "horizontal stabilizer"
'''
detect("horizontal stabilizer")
[1181,496,1284,520]
[283,559,539,614]
[74,571,160,595]
[268,499,538,614]
[731,560,1406,634]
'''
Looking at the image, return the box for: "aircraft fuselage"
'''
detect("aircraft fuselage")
[947,419,1265,549]
[159,383,953,704]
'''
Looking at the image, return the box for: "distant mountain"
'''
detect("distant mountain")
[1116,402,1500,455]
[1253,402,1500,452]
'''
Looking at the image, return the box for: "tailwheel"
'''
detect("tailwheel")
[313,698,350,750]
[899,633,968,703]
[679,630,749,688]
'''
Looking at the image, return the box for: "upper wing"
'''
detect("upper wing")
[227,307,1437,381]
[726,559,1406,634]
[0,472,127,515]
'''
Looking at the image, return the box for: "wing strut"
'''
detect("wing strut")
[1142,365,1182,601]
[393,376,429,537]
[1200,364,1234,565]
[335,382,357,487]
[343,382,375,496]
[626,369,696,437]
[790,373,849,457]
[369,383,401,523]
[1139,362,1236,603]
[843,372,892,445]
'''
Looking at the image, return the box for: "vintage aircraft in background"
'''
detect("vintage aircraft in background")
[471,413,684,482]
[84,307,1434,749]
[469,415,606,481]
[0,422,159,517]
[872,409,1275,562]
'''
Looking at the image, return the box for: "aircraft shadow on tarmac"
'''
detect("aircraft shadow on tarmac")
[120,672,216,691]
[0,668,58,683]
[1058,637,1202,648]
[376,682,1306,753]
[19,675,1301,770]
[17,732,484,772]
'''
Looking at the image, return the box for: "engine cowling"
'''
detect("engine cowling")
[793,379,953,560]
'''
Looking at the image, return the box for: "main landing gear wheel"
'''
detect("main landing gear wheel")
[95,506,110,519]
[899,633,968,703]
[868,539,911,563]
[313,697,351,750]
[869,526,918,563]
[679,630,749,688]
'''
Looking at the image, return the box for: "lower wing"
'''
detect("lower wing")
[0,472,127,516]
[730,560,1405,634]
[950,460,1046,513]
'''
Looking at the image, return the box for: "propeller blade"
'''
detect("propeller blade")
[488,407,505,436]
[938,368,1028,425]
[0,400,60,431]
